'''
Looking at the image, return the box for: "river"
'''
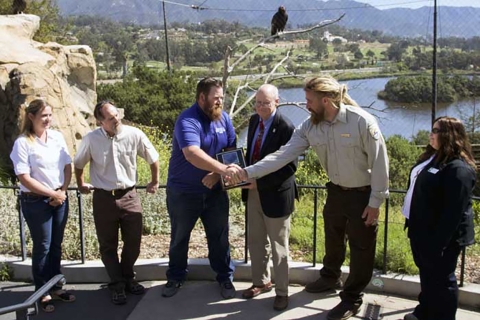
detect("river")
[238,77,477,147]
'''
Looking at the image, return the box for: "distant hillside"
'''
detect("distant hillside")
[57,0,480,38]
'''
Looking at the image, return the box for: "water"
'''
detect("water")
[238,77,477,147]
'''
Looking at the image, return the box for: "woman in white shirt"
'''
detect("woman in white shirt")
[10,99,75,312]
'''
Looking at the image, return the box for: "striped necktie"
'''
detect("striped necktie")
[251,120,265,164]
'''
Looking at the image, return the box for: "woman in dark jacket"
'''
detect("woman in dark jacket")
[402,117,476,320]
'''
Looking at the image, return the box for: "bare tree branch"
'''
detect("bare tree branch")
[223,14,346,120]
[264,51,291,84]
[231,92,256,119]
[261,14,346,43]
[229,83,250,116]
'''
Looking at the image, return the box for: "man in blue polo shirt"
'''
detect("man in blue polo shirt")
[162,77,237,299]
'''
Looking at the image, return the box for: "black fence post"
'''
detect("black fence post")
[76,190,86,264]
[17,193,27,261]
[460,247,466,287]
[244,206,248,264]
[313,187,318,267]
[382,198,389,274]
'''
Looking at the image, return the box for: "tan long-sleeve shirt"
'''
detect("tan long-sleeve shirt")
[245,103,389,208]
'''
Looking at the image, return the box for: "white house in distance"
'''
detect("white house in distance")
[322,31,347,43]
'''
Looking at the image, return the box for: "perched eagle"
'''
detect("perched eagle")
[12,0,27,14]
[271,6,288,36]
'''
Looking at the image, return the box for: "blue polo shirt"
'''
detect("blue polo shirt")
[167,103,236,193]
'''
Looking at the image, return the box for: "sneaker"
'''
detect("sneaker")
[220,280,236,299]
[404,314,419,320]
[125,279,145,295]
[327,301,361,320]
[111,287,127,305]
[162,280,183,298]
[305,277,343,293]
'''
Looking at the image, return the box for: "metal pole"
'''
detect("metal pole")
[313,188,318,267]
[460,247,466,287]
[244,206,248,264]
[431,0,438,125]
[17,194,26,261]
[382,198,389,274]
[77,190,86,264]
[163,1,171,73]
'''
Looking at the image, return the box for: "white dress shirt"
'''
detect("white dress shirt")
[74,125,159,190]
[10,129,72,192]
[401,155,435,219]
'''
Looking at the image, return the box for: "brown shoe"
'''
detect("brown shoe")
[305,277,342,293]
[273,295,288,311]
[241,282,273,299]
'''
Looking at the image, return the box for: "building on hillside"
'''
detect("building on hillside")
[322,31,347,43]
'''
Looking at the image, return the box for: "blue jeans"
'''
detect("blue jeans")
[21,195,68,291]
[166,188,234,283]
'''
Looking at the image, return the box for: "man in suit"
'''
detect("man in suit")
[240,84,297,311]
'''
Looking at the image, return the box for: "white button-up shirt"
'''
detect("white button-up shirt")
[10,129,72,192]
[74,125,159,190]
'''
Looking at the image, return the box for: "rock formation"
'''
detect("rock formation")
[0,14,96,177]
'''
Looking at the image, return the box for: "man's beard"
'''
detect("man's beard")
[112,122,123,135]
[205,102,223,121]
[309,109,324,125]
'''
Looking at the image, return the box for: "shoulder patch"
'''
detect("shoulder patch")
[368,124,380,140]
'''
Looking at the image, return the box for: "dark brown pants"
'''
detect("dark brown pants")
[92,188,143,288]
[320,182,377,304]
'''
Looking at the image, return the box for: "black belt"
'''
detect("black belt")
[94,186,135,197]
[329,182,371,192]
[20,192,49,200]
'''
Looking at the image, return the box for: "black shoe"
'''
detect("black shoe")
[305,277,343,293]
[327,301,361,320]
[220,280,236,299]
[125,279,145,295]
[162,280,183,298]
[111,287,127,305]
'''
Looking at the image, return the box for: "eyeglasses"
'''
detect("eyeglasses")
[255,101,273,107]
[431,128,444,134]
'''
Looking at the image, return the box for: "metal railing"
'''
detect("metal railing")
[1,185,476,287]
[0,274,65,320]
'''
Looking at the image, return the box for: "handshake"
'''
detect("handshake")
[222,163,250,188]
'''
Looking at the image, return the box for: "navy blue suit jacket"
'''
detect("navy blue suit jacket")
[407,157,476,255]
[241,112,298,218]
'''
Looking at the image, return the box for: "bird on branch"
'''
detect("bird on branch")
[12,0,27,14]
[271,6,288,37]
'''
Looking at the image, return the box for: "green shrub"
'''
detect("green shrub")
[385,135,422,202]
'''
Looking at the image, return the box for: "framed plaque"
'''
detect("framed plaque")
[216,148,250,190]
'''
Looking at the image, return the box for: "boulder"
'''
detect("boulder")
[0,14,97,177]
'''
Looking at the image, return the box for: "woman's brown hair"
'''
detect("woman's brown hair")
[418,116,476,169]
[20,99,49,142]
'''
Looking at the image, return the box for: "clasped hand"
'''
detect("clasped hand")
[223,164,247,185]
[49,189,66,207]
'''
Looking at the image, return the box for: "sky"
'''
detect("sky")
[345,0,480,9]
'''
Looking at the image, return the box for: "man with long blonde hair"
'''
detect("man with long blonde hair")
[226,75,389,320]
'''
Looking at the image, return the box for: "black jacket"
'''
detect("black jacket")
[241,112,298,218]
[407,157,476,254]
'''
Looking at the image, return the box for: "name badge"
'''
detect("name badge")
[340,133,350,138]
[428,168,439,174]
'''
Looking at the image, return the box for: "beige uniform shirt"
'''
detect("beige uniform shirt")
[246,103,389,208]
[74,125,159,190]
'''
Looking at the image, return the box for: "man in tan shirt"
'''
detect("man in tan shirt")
[227,76,389,320]
[74,101,159,306]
